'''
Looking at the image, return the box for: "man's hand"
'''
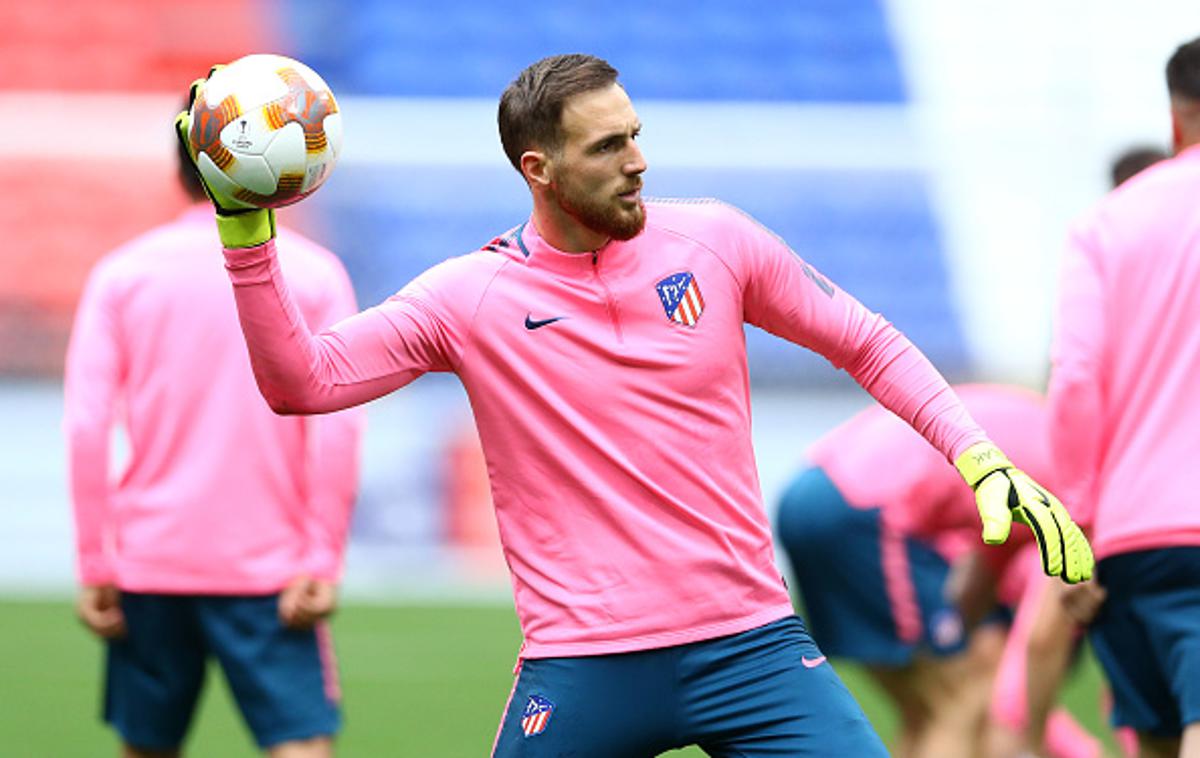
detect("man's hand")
[945,550,999,629]
[1061,579,1107,625]
[77,585,127,639]
[955,441,1095,584]
[174,67,276,248]
[279,576,338,629]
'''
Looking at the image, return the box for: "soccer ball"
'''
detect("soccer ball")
[187,53,342,209]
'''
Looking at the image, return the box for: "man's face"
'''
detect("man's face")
[547,83,647,241]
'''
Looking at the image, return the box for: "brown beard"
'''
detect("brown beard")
[554,179,646,242]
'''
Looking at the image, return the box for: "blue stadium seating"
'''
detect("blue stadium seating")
[280,0,968,382]
[281,0,906,102]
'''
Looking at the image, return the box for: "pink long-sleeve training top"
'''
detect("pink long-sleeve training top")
[1048,143,1200,560]
[64,205,363,593]
[224,198,986,658]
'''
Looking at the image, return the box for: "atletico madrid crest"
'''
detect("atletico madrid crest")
[655,272,705,327]
[521,694,555,737]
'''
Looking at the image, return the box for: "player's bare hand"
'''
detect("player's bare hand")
[279,576,338,629]
[1060,578,1107,625]
[944,549,999,629]
[77,585,127,639]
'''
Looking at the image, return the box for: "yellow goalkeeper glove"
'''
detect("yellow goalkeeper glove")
[173,68,276,249]
[955,441,1094,584]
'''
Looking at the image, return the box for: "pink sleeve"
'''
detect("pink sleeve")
[223,241,465,415]
[1047,222,1106,527]
[62,261,121,585]
[295,253,366,580]
[729,207,986,461]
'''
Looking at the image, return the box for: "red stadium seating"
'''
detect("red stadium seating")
[0,0,280,374]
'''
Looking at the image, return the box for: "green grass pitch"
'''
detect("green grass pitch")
[0,599,1117,756]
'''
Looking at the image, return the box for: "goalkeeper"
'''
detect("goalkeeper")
[178,54,1090,757]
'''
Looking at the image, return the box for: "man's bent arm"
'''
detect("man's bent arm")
[729,205,985,461]
[63,262,122,585]
[223,241,450,414]
[297,257,366,580]
[838,315,984,461]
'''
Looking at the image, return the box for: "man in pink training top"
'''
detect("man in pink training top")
[64,133,363,758]
[980,144,1168,758]
[176,54,1092,756]
[775,384,1104,758]
[1048,36,1200,758]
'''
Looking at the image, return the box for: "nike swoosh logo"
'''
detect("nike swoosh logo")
[801,655,827,669]
[525,314,565,330]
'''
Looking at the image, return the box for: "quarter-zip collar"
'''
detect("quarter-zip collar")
[518,216,629,275]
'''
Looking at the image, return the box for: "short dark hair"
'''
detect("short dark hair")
[1109,145,1168,188]
[497,54,620,172]
[176,96,207,201]
[176,130,207,201]
[1167,36,1200,101]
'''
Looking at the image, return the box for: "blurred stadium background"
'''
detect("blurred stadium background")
[0,0,1193,753]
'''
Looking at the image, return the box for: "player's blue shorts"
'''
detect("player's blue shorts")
[774,466,985,666]
[491,615,886,757]
[1088,547,1200,736]
[104,593,340,751]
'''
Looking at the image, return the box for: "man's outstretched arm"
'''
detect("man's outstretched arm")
[176,71,455,415]
[732,206,1093,582]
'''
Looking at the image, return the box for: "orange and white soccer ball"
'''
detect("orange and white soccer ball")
[187,53,342,209]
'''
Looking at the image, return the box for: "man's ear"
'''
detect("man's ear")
[1171,108,1184,154]
[521,149,552,188]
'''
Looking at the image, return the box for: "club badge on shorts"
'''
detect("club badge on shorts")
[930,609,965,651]
[655,271,705,327]
[521,694,555,737]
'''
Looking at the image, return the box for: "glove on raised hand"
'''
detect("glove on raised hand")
[174,68,276,249]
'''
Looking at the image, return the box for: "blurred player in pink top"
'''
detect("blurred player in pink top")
[1048,36,1200,758]
[177,53,1091,756]
[64,136,363,758]
[777,384,1105,757]
[980,146,1166,758]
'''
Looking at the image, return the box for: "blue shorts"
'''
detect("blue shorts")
[104,593,340,751]
[492,615,887,757]
[1088,547,1200,736]
[774,467,988,666]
